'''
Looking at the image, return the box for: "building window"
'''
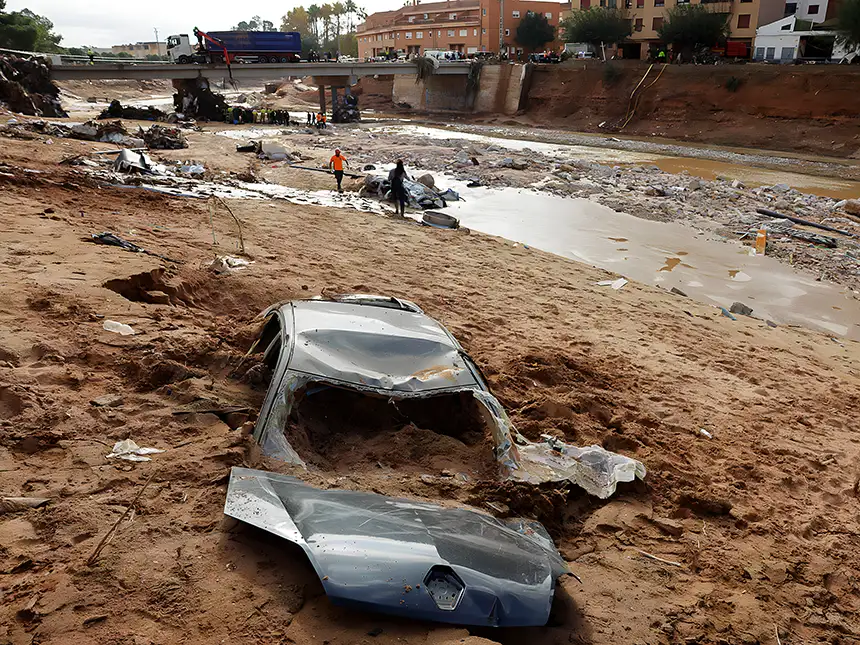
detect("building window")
[780,46,795,59]
[482,8,487,14]
[408,15,415,22]
[655,0,664,6]
[513,10,520,17]
[396,33,400,38]
[635,17,643,30]
[546,12,553,18]
[448,29,455,36]
[504,28,510,36]
[754,46,764,59]
[405,31,412,39]
[438,30,442,36]
[482,27,487,33]
[765,46,775,59]
[459,29,467,36]
[424,13,429,18]
[678,0,690,4]
[784,2,797,13]
[737,13,751,27]
[449,12,457,19]
[473,28,477,35]
[416,31,423,38]
[808,3,819,12]
[582,0,591,7]
[652,16,663,29]
[637,0,644,6]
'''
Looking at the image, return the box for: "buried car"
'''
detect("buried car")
[224,467,569,627]
[249,295,645,497]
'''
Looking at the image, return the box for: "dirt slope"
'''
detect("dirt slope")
[524,62,860,159]
[0,135,859,645]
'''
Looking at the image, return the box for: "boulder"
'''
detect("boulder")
[843,199,860,217]
[416,173,435,189]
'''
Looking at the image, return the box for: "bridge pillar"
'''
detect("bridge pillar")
[318,85,326,115]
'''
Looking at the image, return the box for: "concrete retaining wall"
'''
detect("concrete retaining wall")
[391,63,530,114]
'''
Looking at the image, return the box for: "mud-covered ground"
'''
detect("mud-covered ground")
[1,100,860,645]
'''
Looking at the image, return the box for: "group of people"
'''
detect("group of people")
[306,51,335,62]
[224,107,292,125]
[307,112,327,129]
[327,148,410,217]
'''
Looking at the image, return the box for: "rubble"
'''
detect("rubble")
[140,124,188,150]
[0,54,67,118]
[331,94,360,123]
[98,100,166,121]
[173,78,230,121]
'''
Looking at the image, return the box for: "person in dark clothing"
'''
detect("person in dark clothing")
[388,159,409,216]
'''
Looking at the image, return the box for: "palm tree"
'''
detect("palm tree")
[307,4,321,41]
[344,0,358,31]
[320,4,333,44]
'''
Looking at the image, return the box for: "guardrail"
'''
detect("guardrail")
[0,46,165,66]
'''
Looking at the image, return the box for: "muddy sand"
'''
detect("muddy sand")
[1,118,860,645]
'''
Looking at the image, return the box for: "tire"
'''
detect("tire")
[280,56,289,63]
[178,55,190,64]
[259,56,269,64]
[422,211,460,229]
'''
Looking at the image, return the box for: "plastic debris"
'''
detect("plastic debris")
[103,320,136,336]
[106,439,164,462]
[699,428,713,439]
[210,255,252,274]
[719,307,737,321]
[611,278,628,290]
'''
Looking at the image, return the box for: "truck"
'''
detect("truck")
[166,30,302,64]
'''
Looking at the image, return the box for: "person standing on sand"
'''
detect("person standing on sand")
[329,149,348,192]
[388,160,410,217]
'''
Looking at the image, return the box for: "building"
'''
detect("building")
[357,0,571,59]
[111,41,164,59]
[753,14,858,61]
[565,0,837,58]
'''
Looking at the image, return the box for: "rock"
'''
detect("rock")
[731,179,745,189]
[843,199,860,216]
[142,290,171,305]
[559,163,577,172]
[686,179,703,191]
[644,186,667,197]
[730,301,754,317]
[91,394,124,408]
[416,173,435,189]
[363,164,376,171]
[650,516,683,537]
[771,183,791,193]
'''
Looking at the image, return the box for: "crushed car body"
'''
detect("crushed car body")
[250,295,645,498]
[224,467,569,627]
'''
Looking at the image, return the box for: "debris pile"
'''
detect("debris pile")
[332,94,360,123]
[68,120,145,147]
[173,78,229,121]
[140,124,187,149]
[363,173,460,210]
[98,100,166,121]
[0,54,67,118]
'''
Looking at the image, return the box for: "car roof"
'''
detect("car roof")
[281,298,479,392]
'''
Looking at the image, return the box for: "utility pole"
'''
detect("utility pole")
[498,0,504,55]
[154,27,161,57]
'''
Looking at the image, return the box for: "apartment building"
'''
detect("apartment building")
[569,0,794,58]
[357,0,571,59]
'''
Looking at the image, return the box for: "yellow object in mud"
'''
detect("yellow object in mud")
[755,228,767,255]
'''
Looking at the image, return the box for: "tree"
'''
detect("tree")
[232,16,274,31]
[307,4,322,40]
[836,0,860,50]
[561,8,630,51]
[658,4,729,60]
[515,11,555,51]
[320,4,333,43]
[0,6,62,52]
[282,6,312,37]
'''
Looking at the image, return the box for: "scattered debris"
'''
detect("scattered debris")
[91,394,124,408]
[635,549,683,568]
[102,320,136,336]
[699,428,713,439]
[756,208,855,237]
[670,287,688,297]
[106,439,164,462]
[332,93,360,123]
[210,255,252,274]
[141,124,187,150]
[99,100,166,121]
[500,158,528,170]
[0,497,50,514]
[719,307,737,321]
[224,467,568,626]
[597,278,627,289]
[729,302,754,317]
[114,150,156,174]
[89,231,182,264]
[422,211,460,229]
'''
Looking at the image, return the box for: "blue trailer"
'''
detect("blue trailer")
[166,30,302,64]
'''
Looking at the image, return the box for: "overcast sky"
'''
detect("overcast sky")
[5,0,401,48]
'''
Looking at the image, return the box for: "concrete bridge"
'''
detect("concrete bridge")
[50,61,471,81]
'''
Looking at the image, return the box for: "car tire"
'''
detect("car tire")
[259,56,269,64]
[178,55,190,64]
[422,211,459,229]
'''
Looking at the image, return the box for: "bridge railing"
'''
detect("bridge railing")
[0,46,165,66]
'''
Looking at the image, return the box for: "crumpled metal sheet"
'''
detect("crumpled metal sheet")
[224,467,568,627]
[252,297,646,497]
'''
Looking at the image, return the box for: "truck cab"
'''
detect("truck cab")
[166,34,197,64]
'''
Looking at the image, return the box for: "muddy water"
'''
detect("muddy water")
[385,125,860,199]
[425,181,860,340]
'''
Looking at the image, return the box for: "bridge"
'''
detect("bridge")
[50,61,471,81]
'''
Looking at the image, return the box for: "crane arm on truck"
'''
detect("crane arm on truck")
[192,27,234,81]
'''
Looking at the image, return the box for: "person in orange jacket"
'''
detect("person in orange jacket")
[329,148,348,192]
